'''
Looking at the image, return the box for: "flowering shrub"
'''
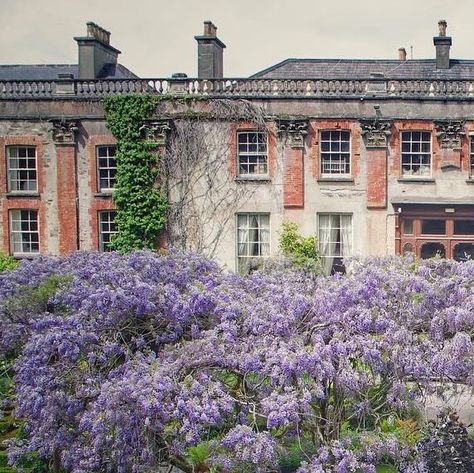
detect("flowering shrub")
[1,252,473,472]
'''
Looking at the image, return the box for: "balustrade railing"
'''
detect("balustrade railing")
[1,78,474,99]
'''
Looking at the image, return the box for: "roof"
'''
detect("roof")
[0,63,138,81]
[251,59,474,80]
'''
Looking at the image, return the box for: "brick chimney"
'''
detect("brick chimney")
[74,22,121,79]
[433,20,452,69]
[194,21,226,78]
[398,48,407,61]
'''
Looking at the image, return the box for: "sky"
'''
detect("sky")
[0,0,472,78]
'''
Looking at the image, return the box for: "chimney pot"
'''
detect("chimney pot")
[398,48,407,61]
[438,19,447,37]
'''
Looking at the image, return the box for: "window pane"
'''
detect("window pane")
[236,213,270,274]
[403,219,414,235]
[421,219,446,235]
[98,211,117,252]
[454,220,474,235]
[320,130,351,175]
[453,243,474,262]
[10,209,39,256]
[237,131,268,176]
[8,146,37,192]
[96,146,117,190]
[421,242,446,259]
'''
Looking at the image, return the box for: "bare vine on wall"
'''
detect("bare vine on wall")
[165,99,274,258]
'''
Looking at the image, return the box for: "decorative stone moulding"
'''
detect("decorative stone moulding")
[277,119,309,148]
[360,119,392,148]
[434,120,465,149]
[51,120,78,144]
[139,120,172,145]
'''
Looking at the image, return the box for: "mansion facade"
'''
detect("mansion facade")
[0,20,473,273]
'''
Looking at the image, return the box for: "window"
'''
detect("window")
[97,145,117,191]
[421,219,446,235]
[318,214,352,274]
[99,211,117,252]
[237,131,267,176]
[7,146,37,192]
[320,130,350,175]
[9,209,39,256]
[470,136,474,175]
[401,131,431,177]
[236,213,270,273]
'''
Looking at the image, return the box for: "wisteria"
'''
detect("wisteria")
[1,251,474,472]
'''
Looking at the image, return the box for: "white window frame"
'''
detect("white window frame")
[319,130,351,176]
[400,131,432,178]
[317,213,353,274]
[9,209,40,257]
[98,210,117,252]
[96,145,117,192]
[237,131,268,177]
[236,213,270,273]
[7,146,38,193]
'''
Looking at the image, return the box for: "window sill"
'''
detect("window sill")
[94,192,114,197]
[235,176,271,183]
[397,178,435,184]
[5,192,40,198]
[317,177,354,183]
[12,253,40,259]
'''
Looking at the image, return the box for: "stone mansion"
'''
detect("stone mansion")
[0,20,473,273]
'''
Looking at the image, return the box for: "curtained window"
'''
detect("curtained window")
[318,214,352,274]
[237,213,270,273]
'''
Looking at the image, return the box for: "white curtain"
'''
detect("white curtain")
[319,215,338,275]
[340,215,352,258]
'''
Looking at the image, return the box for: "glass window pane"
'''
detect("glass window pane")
[403,219,414,235]
[454,219,474,235]
[421,219,446,235]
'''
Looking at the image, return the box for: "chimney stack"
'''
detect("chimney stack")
[74,22,121,79]
[195,21,226,78]
[433,19,452,69]
[398,48,407,61]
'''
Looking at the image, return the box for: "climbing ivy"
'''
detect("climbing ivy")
[102,94,168,252]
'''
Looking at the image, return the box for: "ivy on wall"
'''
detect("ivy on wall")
[102,94,168,252]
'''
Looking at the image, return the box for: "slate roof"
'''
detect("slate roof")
[0,63,137,80]
[251,59,474,80]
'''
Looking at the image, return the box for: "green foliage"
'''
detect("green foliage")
[0,254,19,272]
[186,443,210,469]
[102,94,169,252]
[279,222,320,273]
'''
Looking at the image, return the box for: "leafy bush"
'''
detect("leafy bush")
[0,254,19,272]
[279,222,320,273]
[1,252,473,472]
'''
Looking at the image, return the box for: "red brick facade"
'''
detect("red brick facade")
[56,143,78,255]
[283,146,304,208]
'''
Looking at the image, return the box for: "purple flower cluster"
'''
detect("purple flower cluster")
[1,251,473,472]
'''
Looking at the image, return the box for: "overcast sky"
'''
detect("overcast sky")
[0,0,472,78]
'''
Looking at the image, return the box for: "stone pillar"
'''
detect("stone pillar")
[52,120,78,255]
[278,120,308,209]
[434,120,465,171]
[360,120,391,208]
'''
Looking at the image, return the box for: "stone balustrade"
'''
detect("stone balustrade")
[1,77,474,99]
